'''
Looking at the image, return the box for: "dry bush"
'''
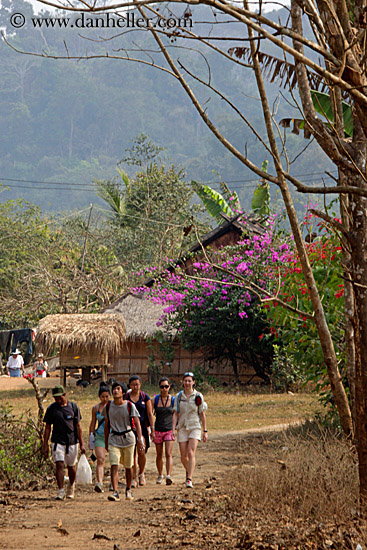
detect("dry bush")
[230,424,359,523]
[0,405,52,488]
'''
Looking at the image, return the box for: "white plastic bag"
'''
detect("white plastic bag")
[76,453,92,485]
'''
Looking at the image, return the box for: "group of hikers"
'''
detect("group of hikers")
[42,372,208,502]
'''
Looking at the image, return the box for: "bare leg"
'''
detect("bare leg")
[66,464,76,486]
[179,441,189,475]
[110,464,119,491]
[132,446,138,483]
[55,461,65,489]
[165,440,174,476]
[125,467,132,490]
[156,443,164,476]
[95,446,106,483]
[186,438,199,480]
[137,445,146,476]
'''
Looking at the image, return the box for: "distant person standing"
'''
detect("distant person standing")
[6,349,24,377]
[43,385,85,500]
[33,353,48,378]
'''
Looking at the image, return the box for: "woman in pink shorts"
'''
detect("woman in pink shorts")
[153,377,175,485]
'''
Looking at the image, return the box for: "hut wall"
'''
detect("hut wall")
[108,338,262,384]
[60,349,108,367]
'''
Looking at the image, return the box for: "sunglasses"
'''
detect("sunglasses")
[184,372,194,378]
[160,385,169,389]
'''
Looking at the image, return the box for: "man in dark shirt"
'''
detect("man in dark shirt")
[43,385,85,500]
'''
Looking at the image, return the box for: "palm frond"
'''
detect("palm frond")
[228,47,329,93]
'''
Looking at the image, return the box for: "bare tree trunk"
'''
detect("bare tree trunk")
[348,182,367,513]
[248,8,353,437]
[340,192,356,429]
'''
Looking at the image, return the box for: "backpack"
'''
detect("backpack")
[154,394,175,411]
[52,401,79,453]
[126,391,150,428]
[176,390,207,415]
[105,400,135,434]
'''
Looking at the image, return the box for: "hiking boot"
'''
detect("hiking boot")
[156,475,164,484]
[94,482,104,493]
[108,491,120,502]
[166,475,173,485]
[56,488,66,500]
[185,478,193,489]
[66,483,75,499]
[125,488,133,500]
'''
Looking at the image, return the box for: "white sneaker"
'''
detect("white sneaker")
[94,482,104,493]
[166,475,173,485]
[156,475,164,484]
[56,488,66,500]
[186,479,193,488]
[66,483,75,499]
[125,488,134,500]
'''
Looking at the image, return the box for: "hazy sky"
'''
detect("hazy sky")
[29,0,290,14]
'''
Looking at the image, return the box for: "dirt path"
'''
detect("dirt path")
[0,427,266,550]
[0,377,306,548]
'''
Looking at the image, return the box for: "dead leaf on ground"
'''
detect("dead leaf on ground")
[92,532,111,540]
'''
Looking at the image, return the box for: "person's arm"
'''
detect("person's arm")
[146,399,155,439]
[76,422,85,454]
[200,411,208,443]
[134,417,145,452]
[172,410,178,433]
[43,424,51,458]
[89,406,97,435]
[104,412,109,452]
[20,357,24,374]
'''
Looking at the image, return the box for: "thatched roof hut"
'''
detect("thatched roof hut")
[36,313,126,367]
[103,293,169,340]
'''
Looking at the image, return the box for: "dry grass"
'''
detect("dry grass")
[221,424,367,547]
[0,379,321,438]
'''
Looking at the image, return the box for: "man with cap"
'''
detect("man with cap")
[6,349,24,377]
[43,385,85,500]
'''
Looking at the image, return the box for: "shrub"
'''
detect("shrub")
[0,405,51,487]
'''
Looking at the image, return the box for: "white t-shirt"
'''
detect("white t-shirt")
[177,391,205,431]
[6,356,24,370]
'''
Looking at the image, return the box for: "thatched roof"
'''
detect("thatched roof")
[102,293,169,340]
[36,313,126,355]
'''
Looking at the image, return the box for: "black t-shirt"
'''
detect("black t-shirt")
[43,401,81,446]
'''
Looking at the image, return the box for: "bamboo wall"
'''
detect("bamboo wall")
[107,338,262,384]
[60,348,108,367]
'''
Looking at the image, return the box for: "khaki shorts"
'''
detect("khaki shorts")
[52,443,78,466]
[109,444,135,468]
[177,427,201,443]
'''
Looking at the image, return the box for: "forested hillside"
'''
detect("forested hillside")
[0,0,334,211]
